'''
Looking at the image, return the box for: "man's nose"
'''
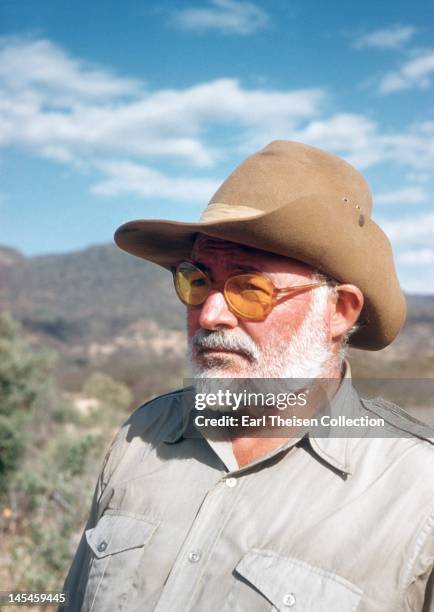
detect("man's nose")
[198,290,238,330]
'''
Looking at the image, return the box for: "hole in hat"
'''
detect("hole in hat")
[359,214,365,227]
[342,197,349,203]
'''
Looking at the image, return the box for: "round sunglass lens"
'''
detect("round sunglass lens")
[226,274,274,319]
[175,263,209,306]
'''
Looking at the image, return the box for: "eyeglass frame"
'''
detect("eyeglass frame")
[172,259,333,321]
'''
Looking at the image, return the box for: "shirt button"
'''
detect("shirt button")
[188,551,201,563]
[283,593,296,607]
[225,477,237,488]
[97,541,108,552]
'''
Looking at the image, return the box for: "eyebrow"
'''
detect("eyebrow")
[192,260,261,274]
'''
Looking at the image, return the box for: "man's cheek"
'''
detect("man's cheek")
[187,308,201,338]
[271,300,311,334]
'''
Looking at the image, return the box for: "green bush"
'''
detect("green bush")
[82,371,132,411]
[0,312,55,417]
[0,312,130,596]
[59,434,99,477]
[0,414,24,490]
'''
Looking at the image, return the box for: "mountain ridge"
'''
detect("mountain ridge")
[0,243,433,384]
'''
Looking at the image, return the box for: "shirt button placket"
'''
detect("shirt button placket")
[154,476,242,612]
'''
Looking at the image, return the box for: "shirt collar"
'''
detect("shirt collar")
[162,390,194,444]
[164,361,360,476]
[307,361,358,476]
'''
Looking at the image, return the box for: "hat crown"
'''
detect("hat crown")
[207,140,372,218]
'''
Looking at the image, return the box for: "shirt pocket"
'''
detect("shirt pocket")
[83,512,159,612]
[225,549,362,612]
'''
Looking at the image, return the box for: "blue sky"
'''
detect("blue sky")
[1,0,434,293]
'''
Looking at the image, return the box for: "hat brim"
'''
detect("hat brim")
[114,194,406,350]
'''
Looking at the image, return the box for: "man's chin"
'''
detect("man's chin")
[196,351,250,370]
[192,360,248,379]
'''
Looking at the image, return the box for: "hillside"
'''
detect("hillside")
[0,243,184,341]
[1,243,434,393]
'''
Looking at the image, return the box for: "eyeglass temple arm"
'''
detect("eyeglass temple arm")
[276,281,330,297]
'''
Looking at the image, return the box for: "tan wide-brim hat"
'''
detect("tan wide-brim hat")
[114,140,406,350]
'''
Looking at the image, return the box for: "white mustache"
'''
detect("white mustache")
[191,329,260,363]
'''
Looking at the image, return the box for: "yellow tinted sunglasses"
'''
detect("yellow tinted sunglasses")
[173,260,328,321]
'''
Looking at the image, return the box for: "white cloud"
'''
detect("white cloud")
[353,25,416,50]
[379,50,434,93]
[92,160,220,202]
[172,0,269,35]
[375,186,428,205]
[289,113,434,173]
[399,248,434,265]
[405,171,432,184]
[381,212,434,244]
[0,37,141,100]
[2,36,434,208]
[379,214,434,293]
[0,38,325,171]
[289,113,382,168]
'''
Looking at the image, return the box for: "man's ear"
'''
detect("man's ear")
[330,284,364,341]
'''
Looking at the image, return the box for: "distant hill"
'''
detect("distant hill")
[0,243,184,343]
[405,294,434,323]
[1,244,433,384]
[0,246,25,267]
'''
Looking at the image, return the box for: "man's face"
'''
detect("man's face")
[187,235,335,381]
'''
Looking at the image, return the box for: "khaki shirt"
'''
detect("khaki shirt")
[62,377,434,612]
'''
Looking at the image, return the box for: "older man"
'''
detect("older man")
[62,141,434,611]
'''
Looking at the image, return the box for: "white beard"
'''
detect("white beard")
[188,285,336,412]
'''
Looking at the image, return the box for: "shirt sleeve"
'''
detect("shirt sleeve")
[422,567,434,612]
[60,424,128,611]
[404,515,434,612]
[61,481,101,611]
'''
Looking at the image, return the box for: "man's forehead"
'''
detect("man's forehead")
[191,234,312,273]
[192,234,251,256]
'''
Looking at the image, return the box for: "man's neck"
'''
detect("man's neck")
[229,364,345,469]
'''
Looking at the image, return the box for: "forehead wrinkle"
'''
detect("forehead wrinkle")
[191,235,255,273]
[191,234,314,278]
[192,235,250,257]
